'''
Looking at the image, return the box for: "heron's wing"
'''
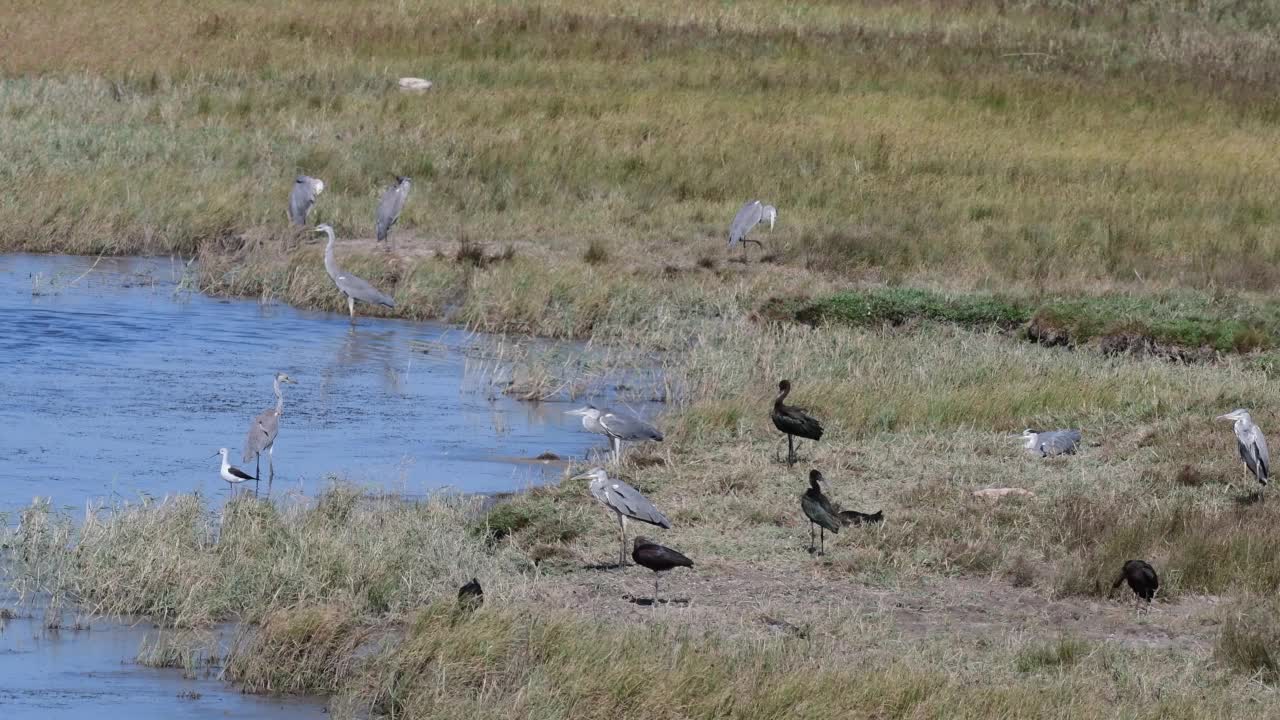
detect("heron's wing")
[599,411,663,441]
[243,407,279,461]
[1252,426,1271,480]
[728,200,762,247]
[375,187,404,241]
[337,272,396,308]
[289,178,317,226]
[605,480,670,528]
[1041,430,1080,454]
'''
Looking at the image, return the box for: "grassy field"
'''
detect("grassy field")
[10,0,1280,717]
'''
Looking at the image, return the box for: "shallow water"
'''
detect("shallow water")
[0,607,326,719]
[1,253,659,514]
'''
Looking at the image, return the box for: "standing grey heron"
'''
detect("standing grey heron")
[213,448,256,495]
[800,470,840,555]
[243,372,297,495]
[632,537,693,605]
[1110,559,1158,609]
[288,175,325,227]
[771,380,824,466]
[565,405,663,463]
[314,224,397,321]
[572,467,671,567]
[375,176,412,244]
[1217,409,1270,497]
[728,200,777,254]
[1018,428,1082,457]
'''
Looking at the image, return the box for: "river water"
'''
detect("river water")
[0,253,659,514]
[0,252,662,717]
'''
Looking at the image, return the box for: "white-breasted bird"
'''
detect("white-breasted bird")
[1217,409,1270,497]
[214,448,256,495]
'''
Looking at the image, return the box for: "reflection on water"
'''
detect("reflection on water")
[1,254,660,512]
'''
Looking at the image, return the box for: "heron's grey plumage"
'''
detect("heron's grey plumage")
[566,405,663,463]
[1218,409,1270,487]
[728,199,776,249]
[575,467,670,566]
[1020,429,1082,457]
[288,176,324,227]
[243,372,296,495]
[315,224,396,320]
[375,176,411,243]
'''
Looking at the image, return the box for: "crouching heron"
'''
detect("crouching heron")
[288,175,324,227]
[314,224,397,321]
[728,200,777,256]
[572,467,670,567]
[1018,428,1082,457]
[375,175,411,244]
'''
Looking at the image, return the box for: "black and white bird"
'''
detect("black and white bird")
[1019,428,1082,457]
[565,405,663,464]
[1217,409,1270,498]
[632,537,693,604]
[1111,560,1159,606]
[800,470,841,555]
[457,578,483,611]
[572,467,671,567]
[213,448,256,495]
[772,380,824,466]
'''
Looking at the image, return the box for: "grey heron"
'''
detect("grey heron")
[243,372,297,495]
[632,537,693,605]
[1110,559,1158,607]
[565,405,663,463]
[772,380,824,466]
[572,467,671,567]
[1217,409,1270,497]
[375,176,412,244]
[457,578,483,612]
[728,200,777,254]
[314,224,397,321]
[1018,428,1082,457]
[288,175,325,227]
[213,448,256,495]
[800,470,840,555]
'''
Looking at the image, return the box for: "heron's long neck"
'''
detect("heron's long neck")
[1023,434,1038,450]
[274,379,284,415]
[323,235,340,279]
[775,387,789,408]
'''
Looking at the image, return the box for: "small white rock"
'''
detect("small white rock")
[398,77,433,93]
[972,487,1036,499]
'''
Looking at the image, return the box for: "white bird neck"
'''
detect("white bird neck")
[273,377,285,414]
[219,452,231,471]
[1022,433,1038,450]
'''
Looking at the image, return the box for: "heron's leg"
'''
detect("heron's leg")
[819,527,825,556]
[268,445,275,485]
[787,435,795,466]
[809,522,815,553]
[348,296,356,322]
[617,514,628,568]
[654,574,660,605]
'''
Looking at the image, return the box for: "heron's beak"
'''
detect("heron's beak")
[564,408,586,416]
[1216,414,1233,421]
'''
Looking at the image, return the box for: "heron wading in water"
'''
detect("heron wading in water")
[243,372,297,495]
[1217,408,1270,499]
[375,175,412,246]
[573,467,671,567]
[771,379,824,466]
[314,224,397,322]
[566,405,663,464]
[288,175,324,227]
[728,200,777,257]
[213,448,256,495]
